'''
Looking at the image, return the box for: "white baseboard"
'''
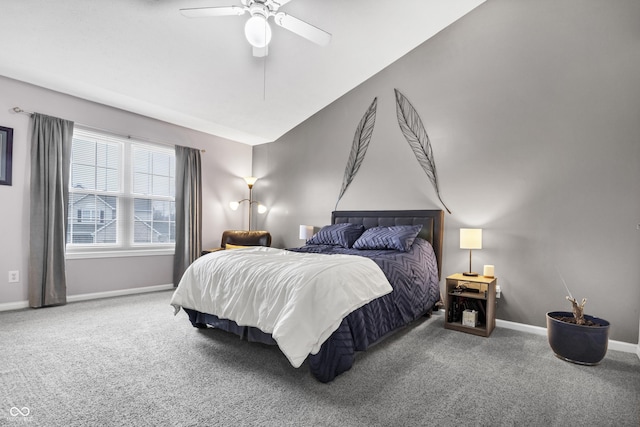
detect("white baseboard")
[496,318,640,356]
[496,318,547,336]
[67,284,174,303]
[0,284,174,312]
[0,300,30,312]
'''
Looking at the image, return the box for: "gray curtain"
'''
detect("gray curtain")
[28,113,74,308]
[173,145,202,286]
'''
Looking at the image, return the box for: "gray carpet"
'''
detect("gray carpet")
[1,290,638,427]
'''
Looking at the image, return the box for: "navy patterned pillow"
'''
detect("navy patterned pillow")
[306,223,365,248]
[352,225,423,252]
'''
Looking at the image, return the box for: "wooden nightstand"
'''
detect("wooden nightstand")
[444,273,497,337]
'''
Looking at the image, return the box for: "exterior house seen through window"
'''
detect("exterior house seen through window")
[66,128,176,253]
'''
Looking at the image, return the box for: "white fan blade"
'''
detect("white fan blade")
[253,46,268,57]
[180,6,245,18]
[274,12,331,46]
[272,0,293,8]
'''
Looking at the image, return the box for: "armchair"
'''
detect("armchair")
[201,230,272,256]
[220,230,272,249]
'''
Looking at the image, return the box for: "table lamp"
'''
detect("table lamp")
[460,228,482,276]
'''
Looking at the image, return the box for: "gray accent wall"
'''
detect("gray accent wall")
[253,0,640,343]
[0,76,252,305]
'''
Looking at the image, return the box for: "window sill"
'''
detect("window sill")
[65,248,175,260]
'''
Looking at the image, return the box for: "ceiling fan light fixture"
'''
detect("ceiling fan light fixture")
[244,15,272,48]
[180,1,331,57]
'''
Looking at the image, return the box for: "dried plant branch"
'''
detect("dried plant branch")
[566,296,587,325]
[558,271,574,301]
[558,269,587,325]
[394,88,451,214]
[335,97,378,210]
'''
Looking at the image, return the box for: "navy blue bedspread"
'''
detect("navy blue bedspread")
[184,238,440,382]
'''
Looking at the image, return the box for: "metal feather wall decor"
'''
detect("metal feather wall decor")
[335,97,378,210]
[394,88,451,214]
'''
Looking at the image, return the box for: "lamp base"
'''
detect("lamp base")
[463,272,479,277]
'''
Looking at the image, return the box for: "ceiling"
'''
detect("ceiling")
[1,0,485,145]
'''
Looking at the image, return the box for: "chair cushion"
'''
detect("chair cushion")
[225,244,250,250]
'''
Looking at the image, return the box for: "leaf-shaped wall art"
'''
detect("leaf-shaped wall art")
[335,97,378,210]
[394,89,451,214]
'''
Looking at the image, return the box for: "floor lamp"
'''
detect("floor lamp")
[229,176,267,230]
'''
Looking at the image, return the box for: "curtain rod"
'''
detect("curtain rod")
[11,107,206,153]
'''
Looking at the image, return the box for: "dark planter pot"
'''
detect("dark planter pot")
[546,311,610,365]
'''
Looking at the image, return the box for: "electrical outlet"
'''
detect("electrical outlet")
[8,270,19,283]
[496,285,501,299]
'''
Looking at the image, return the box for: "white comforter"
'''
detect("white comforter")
[170,246,392,367]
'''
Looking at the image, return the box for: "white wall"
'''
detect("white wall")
[0,76,252,305]
[253,0,640,343]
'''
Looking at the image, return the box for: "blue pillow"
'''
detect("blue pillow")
[352,225,423,252]
[306,223,364,248]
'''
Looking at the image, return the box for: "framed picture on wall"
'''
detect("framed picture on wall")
[0,125,14,186]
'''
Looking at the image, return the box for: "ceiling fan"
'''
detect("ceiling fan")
[180,0,332,57]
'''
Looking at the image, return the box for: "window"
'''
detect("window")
[66,128,175,257]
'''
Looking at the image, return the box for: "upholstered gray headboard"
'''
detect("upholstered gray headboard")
[332,210,444,279]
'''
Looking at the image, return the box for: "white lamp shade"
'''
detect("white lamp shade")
[257,204,267,214]
[243,176,258,187]
[244,16,272,48]
[229,201,240,211]
[299,225,314,240]
[460,228,482,249]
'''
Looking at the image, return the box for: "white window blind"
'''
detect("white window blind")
[66,128,175,257]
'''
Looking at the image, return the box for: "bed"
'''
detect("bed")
[170,210,444,382]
